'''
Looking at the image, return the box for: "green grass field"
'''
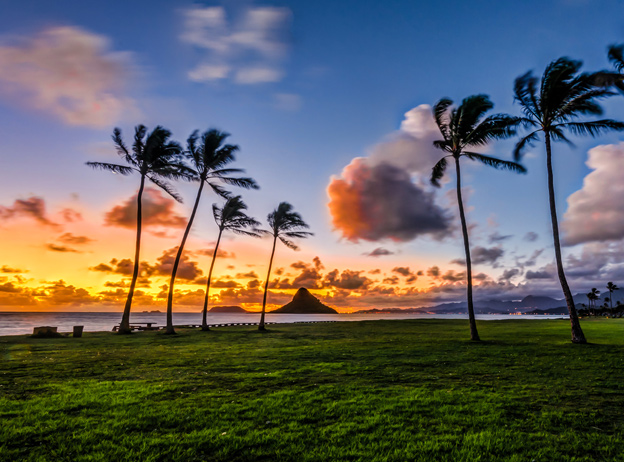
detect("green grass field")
[1,318,624,461]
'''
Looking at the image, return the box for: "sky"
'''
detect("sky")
[1,0,624,312]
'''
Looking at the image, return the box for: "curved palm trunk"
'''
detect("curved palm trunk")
[609,290,613,310]
[119,175,146,334]
[545,132,587,344]
[259,235,277,331]
[164,181,205,335]
[201,227,223,331]
[455,157,480,342]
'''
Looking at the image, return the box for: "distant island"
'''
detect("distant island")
[208,306,250,313]
[271,288,338,314]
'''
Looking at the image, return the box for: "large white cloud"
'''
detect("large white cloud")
[0,26,136,127]
[181,5,291,85]
[562,142,624,246]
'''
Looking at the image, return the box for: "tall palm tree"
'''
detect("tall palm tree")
[164,129,258,335]
[201,196,261,331]
[258,202,312,331]
[606,282,619,310]
[430,95,526,341]
[513,57,624,343]
[589,288,601,315]
[87,125,187,334]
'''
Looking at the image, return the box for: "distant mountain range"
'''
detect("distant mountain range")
[355,293,623,315]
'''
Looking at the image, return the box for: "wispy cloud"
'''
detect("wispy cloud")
[181,5,291,84]
[0,26,137,127]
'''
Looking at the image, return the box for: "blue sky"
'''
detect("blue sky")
[1,0,624,311]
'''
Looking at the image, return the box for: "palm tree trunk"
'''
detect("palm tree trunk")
[119,174,146,334]
[259,235,277,331]
[454,157,480,341]
[164,181,205,335]
[545,132,587,344]
[201,227,223,331]
[609,290,613,310]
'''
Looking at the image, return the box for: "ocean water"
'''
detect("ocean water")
[0,311,567,336]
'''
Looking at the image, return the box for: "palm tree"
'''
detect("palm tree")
[201,196,261,331]
[258,202,312,331]
[589,288,600,315]
[513,57,624,343]
[164,129,258,335]
[430,95,526,341]
[606,282,619,310]
[87,125,186,334]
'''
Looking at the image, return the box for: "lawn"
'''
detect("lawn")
[1,318,624,461]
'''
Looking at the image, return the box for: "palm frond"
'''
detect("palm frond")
[463,152,527,174]
[217,176,259,189]
[456,94,494,138]
[513,130,540,161]
[279,237,299,250]
[463,114,522,147]
[608,44,624,72]
[147,176,183,203]
[514,71,541,120]
[557,119,624,137]
[433,139,451,151]
[430,156,448,187]
[207,181,231,199]
[112,128,134,165]
[433,98,453,140]
[85,162,135,175]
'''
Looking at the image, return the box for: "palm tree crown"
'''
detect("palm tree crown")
[607,44,624,93]
[513,57,624,161]
[88,125,188,201]
[186,129,258,196]
[430,94,525,342]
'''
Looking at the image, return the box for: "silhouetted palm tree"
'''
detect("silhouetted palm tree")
[514,57,624,343]
[589,288,600,315]
[607,44,624,93]
[164,129,258,335]
[87,125,186,334]
[258,202,312,331]
[201,196,261,331]
[431,95,525,341]
[606,282,619,310]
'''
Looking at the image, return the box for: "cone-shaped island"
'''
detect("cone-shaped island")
[271,288,338,314]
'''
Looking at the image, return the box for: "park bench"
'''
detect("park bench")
[112,322,159,332]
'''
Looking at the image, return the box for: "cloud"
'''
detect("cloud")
[0,196,59,227]
[327,105,452,243]
[525,270,553,280]
[153,247,203,281]
[46,243,81,253]
[236,271,258,279]
[392,267,414,277]
[324,269,372,290]
[524,232,539,242]
[488,232,512,243]
[181,5,291,85]
[57,233,94,245]
[274,93,302,111]
[364,248,395,257]
[327,159,450,242]
[500,268,520,281]
[1,266,24,273]
[0,26,136,127]
[104,188,187,229]
[451,246,504,266]
[562,143,624,246]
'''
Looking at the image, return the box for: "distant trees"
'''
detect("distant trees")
[201,196,261,331]
[430,95,525,341]
[87,126,187,334]
[513,58,624,344]
[164,130,258,335]
[606,282,619,310]
[257,202,312,331]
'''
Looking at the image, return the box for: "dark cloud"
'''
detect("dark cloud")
[500,268,520,281]
[104,188,187,229]
[0,196,59,228]
[59,208,83,222]
[153,247,203,281]
[324,269,372,290]
[524,232,538,242]
[211,279,242,288]
[451,246,504,266]
[525,270,553,280]
[196,247,235,259]
[236,271,259,279]
[1,266,25,273]
[427,266,440,278]
[488,232,512,243]
[368,269,381,274]
[46,243,81,253]
[382,276,399,285]
[392,266,414,277]
[365,248,395,257]
[58,233,94,245]
[327,159,451,242]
